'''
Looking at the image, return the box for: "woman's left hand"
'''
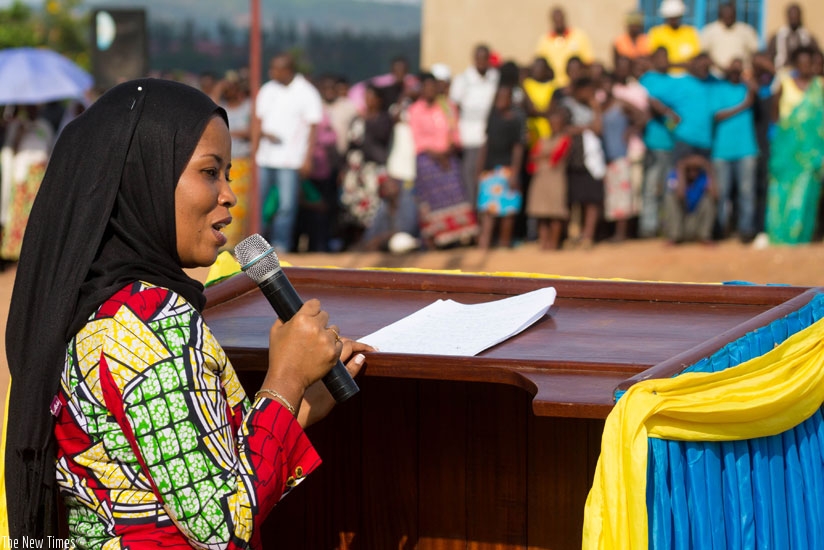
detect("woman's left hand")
[297,337,374,428]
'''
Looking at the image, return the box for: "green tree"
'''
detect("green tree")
[0,1,41,49]
[42,0,90,68]
[0,0,90,69]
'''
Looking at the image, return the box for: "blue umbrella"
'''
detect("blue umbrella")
[0,47,93,105]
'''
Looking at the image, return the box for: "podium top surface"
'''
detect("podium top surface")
[202,268,815,418]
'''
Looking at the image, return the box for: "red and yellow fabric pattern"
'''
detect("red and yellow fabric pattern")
[48,282,319,549]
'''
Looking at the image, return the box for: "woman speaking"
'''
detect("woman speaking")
[4,78,370,548]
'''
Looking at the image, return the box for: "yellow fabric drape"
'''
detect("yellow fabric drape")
[205,250,297,286]
[205,256,720,287]
[205,250,243,285]
[583,316,824,549]
[0,381,11,538]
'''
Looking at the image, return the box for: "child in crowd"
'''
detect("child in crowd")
[358,176,420,253]
[589,61,610,104]
[527,107,573,250]
[638,47,676,238]
[297,85,340,252]
[552,56,587,104]
[601,69,636,242]
[650,53,717,211]
[340,84,394,247]
[477,85,526,249]
[751,51,776,240]
[562,76,605,249]
[662,154,717,244]
[521,57,557,242]
[523,57,556,146]
[609,55,649,241]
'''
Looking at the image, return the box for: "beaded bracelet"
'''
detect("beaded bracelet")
[254,388,297,416]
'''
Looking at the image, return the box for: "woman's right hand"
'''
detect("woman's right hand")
[260,299,341,412]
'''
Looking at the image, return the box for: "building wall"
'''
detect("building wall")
[421,0,824,74]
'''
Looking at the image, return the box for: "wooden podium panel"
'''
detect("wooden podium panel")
[202,268,815,549]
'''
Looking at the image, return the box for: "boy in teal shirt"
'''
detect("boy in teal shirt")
[712,58,759,242]
[639,47,676,237]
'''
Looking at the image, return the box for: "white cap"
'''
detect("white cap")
[431,63,451,82]
[659,0,686,18]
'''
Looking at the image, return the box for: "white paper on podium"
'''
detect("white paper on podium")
[358,286,556,356]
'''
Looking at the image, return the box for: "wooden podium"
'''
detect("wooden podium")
[202,268,815,549]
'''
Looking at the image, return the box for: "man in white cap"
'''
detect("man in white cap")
[648,0,701,72]
[431,63,452,97]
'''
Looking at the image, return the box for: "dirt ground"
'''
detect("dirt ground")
[2,238,824,436]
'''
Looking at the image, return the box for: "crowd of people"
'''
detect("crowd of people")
[224,0,823,253]
[0,3,822,544]
[1,0,823,264]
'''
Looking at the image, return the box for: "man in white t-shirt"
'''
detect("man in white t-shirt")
[252,53,322,252]
[449,44,499,207]
[701,3,759,74]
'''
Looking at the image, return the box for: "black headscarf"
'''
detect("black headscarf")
[5,79,226,538]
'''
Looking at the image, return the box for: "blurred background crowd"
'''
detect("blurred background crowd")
[1,0,823,266]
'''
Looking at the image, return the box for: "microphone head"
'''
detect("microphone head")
[234,234,281,283]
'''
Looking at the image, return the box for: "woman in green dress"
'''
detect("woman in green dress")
[766,46,824,244]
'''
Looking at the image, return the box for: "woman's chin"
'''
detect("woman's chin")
[180,249,221,270]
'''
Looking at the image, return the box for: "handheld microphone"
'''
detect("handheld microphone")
[234,234,360,403]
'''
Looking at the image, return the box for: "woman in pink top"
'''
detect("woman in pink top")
[407,73,478,247]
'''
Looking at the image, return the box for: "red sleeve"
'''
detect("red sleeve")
[243,398,322,521]
[90,284,322,547]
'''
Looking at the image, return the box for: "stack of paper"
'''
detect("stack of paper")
[359,287,556,356]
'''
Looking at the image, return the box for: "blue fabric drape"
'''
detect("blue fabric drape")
[648,293,824,550]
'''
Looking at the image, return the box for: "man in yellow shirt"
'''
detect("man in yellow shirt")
[648,0,701,72]
[535,6,594,88]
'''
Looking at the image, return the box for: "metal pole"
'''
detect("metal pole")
[249,0,262,236]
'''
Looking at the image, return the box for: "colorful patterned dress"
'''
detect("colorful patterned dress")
[766,75,824,244]
[477,107,525,217]
[54,282,320,549]
[0,117,54,260]
[407,97,478,247]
